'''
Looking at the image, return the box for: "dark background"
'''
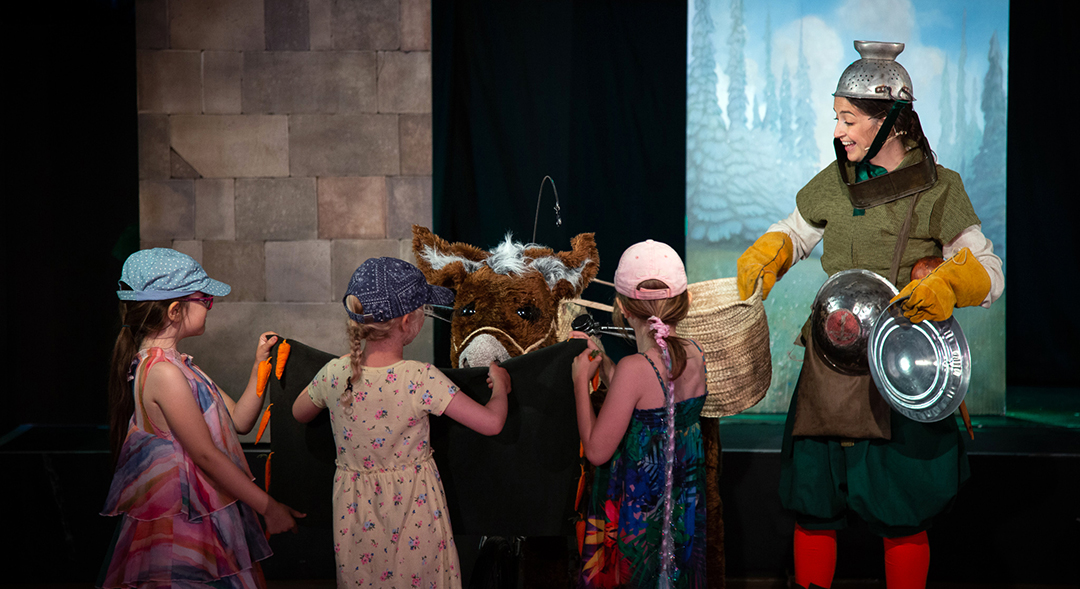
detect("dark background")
[4,0,1075,436]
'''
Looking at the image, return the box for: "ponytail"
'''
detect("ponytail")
[613,279,692,379]
[107,298,183,468]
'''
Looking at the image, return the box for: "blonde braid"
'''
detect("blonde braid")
[340,296,400,414]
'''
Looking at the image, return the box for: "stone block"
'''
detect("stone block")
[177,302,348,415]
[137,50,202,113]
[317,177,387,239]
[308,0,333,50]
[408,317,435,364]
[171,115,289,178]
[170,0,265,51]
[331,0,398,50]
[138,114,170,179]
[171,239,203,262]
[399,113,432,175]
[242,52,376,114]
[401,0,430,51]
[140,180,195,241]
[202,240,266,302]
[397,238,418,261]
[266,0,310,50]
[289,114,399,176]
[203,51,243,114]
[266,240,332,302]
[235,178,318,240]
[195,178,236,240]
[140,239,174,251]
[387,177,432,240]
[135,0,169,49]
[171,149,202,178]
[331,239,403,298]
[377,51,431,113]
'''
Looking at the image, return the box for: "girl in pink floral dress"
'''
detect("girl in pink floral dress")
[293,257,511,588]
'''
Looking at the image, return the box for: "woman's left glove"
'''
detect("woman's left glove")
[892,248,991,322]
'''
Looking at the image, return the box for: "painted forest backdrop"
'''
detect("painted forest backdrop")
[685,0,1009,413]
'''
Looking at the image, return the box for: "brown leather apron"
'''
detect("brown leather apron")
[790,179,925,440]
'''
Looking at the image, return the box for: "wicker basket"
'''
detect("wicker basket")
[675,277,771,417]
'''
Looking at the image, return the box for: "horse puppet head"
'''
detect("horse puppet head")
[412,225,599,368]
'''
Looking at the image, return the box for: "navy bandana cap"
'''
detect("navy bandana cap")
[343,257,454,324]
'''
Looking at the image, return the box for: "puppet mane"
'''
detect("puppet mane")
[421,234,592,290]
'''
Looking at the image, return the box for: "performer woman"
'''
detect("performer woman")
[736,41,1003,589]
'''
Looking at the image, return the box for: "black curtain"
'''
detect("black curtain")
[433,1,687,273]
[433,0,687,367]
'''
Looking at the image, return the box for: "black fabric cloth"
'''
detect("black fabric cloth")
[268,338,587,537]
[431,339,587,537]
[266,339,338,525]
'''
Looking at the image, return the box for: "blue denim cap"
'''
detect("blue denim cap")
[344,257,454,323]
[117,248,231,301]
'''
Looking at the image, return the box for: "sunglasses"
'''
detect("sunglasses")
[179,296,214,310]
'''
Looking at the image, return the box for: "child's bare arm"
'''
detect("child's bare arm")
[227,332,279,434]
[147,362,305,534]
[442,362,510,436]
[573,348,643,465]
[293,386,323,423]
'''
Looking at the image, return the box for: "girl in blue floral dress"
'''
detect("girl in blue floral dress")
[292,258,511,588]
[572,241,707,588]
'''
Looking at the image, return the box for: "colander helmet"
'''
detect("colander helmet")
[834,40,915,102]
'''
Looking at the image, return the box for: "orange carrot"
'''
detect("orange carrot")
[264,452,273,492]
[255,403,272,444]
[275,339,291,380]
[257,358,272,397]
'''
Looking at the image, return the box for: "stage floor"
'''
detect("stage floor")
[2,386,1076,587]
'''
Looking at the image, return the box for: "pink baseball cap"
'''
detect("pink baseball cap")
[614,240,687,300]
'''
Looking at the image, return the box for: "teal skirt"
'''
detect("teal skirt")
[779,386,970,538]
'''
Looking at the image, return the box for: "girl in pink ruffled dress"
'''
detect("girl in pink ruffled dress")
[99,248,304,588]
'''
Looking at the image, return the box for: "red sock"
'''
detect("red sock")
[883,531,930,589]
[794,524,837,588]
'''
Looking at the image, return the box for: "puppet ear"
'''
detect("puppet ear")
[552,233,601,298]
[412,225,488,290]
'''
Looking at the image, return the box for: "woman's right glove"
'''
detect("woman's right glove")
[737,232,794,300]
[892,247,991,322]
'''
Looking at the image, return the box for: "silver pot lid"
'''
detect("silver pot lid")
[811,269,898,375]
[868,298,971,422]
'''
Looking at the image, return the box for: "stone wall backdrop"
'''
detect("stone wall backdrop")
[135,0,434,440]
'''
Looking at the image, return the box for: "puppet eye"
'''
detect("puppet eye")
[516,305,542,322]
[457,301,476,317]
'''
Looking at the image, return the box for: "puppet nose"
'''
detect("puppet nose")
[460,334,512,368]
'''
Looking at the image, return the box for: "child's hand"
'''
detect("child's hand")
[256,332,279,363]
[572,339,602,386]
[486,362,511,395]
[263,498,305,535]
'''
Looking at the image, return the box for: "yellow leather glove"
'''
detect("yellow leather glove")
[736,232,794,300]
[893,247,991,323]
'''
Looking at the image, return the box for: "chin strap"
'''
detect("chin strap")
[855,99,910,181]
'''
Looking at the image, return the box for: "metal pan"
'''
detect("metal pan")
[868,298,971,422]
[810,269,898,375]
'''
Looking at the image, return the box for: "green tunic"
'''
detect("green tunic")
[797,148,980,288]
[779,151,978,538]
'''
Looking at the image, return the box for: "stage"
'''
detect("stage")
[3,387,1075,588]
